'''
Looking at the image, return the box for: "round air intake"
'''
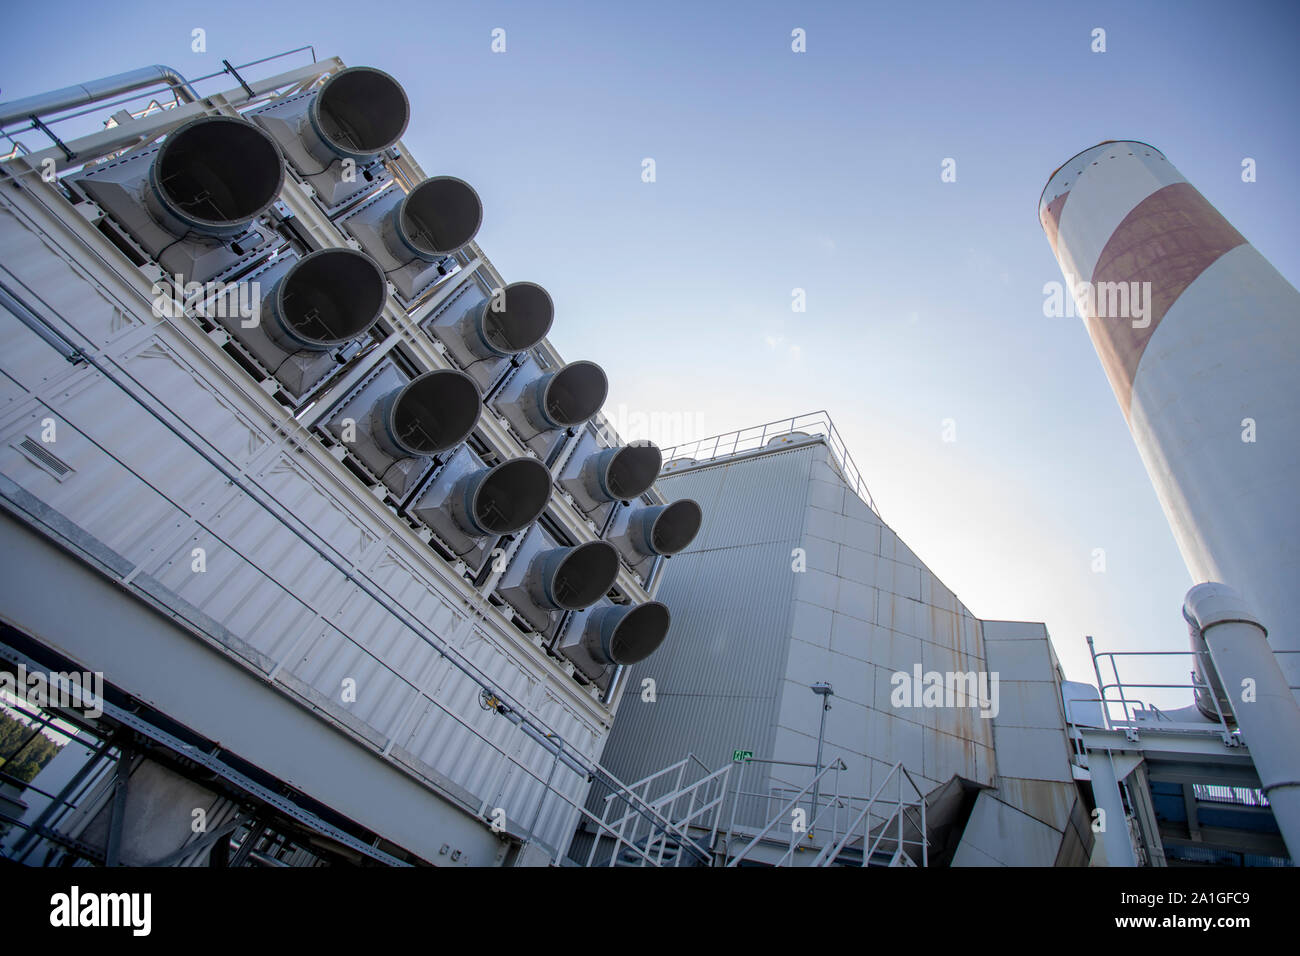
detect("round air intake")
[263,249,386,351]
[468,281,554,357]
[393,176,483,261]
[629,499,702,557]
[524,361,608,431]
[528,541,619,610]
[583,602,672,666]
[369,370,481,459]
[586,444,662,502]
[452,457,553,537]
[309,66,410,163]
[148,116,284,238]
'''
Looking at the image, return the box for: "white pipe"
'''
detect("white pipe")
[0,65,198,128]
[1184,582,1300,860]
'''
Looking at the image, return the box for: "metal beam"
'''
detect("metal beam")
[104,747,132,866]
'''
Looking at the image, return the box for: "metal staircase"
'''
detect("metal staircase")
[578,753,931,867]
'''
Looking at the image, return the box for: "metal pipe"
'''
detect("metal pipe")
[1184,582,1300,860]
[526,541,620,611]
[623,499,702,558]
[263,249,386,352]
[367,369,481,459]
[104,748,132,867]
[582,602,671,666]
[0,65,198,129]
[449,457,552,537]
[810,682,833,833]
[455,281,553,359]
[579,444,661,504]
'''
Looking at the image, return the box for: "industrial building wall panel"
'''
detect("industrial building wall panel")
[0,198,612,859]
[601,439,1001,836]
[600,445,819,800]
[1,214,143,352]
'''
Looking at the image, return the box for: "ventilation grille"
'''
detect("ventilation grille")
[14,436,74,481]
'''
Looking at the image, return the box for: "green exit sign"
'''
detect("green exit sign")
[733,750,753,762]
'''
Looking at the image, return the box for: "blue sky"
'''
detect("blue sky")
[3,0,1297,696]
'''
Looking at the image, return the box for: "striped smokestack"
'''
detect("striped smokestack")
[1040,141,1300,696]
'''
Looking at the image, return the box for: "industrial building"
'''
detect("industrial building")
[0,47,1295,869]
[583,416,1093,866]
[0,50,705,868]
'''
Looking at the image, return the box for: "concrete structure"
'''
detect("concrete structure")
[592,416,1093,866]
[1040,141,1300,695]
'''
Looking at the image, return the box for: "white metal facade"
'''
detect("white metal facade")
[0,55,676,864]
[601,436,998,827]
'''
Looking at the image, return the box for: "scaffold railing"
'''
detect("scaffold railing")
[660,410,879,517]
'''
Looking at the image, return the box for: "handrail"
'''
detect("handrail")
[585,758,731,867]
[725,758,847,866]
[810,761,928,867]
[659,410,879,517]
[1077,642,1261,740]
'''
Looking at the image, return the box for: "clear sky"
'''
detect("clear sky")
[3,0,1297,699]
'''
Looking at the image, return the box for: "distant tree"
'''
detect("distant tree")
[0,709,65,784]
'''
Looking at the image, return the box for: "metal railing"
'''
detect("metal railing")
[583,754,731,867]
[725,759,847,866]
[1076,637,1247,742]
[1078,639,1300,734]
[720,756,928,867]
[809,761,929,867]
[659,411,879,517]
[1,46,319,156]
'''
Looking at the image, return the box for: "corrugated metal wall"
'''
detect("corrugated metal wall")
[600,444,818,812]
[0,200,603,860]
[601,438,1000,833]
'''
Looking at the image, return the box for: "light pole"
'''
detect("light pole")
[810,681,834,834]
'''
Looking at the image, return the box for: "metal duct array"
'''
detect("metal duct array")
[62,62,692,685]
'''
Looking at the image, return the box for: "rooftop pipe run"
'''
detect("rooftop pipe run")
[0,65,199,129]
